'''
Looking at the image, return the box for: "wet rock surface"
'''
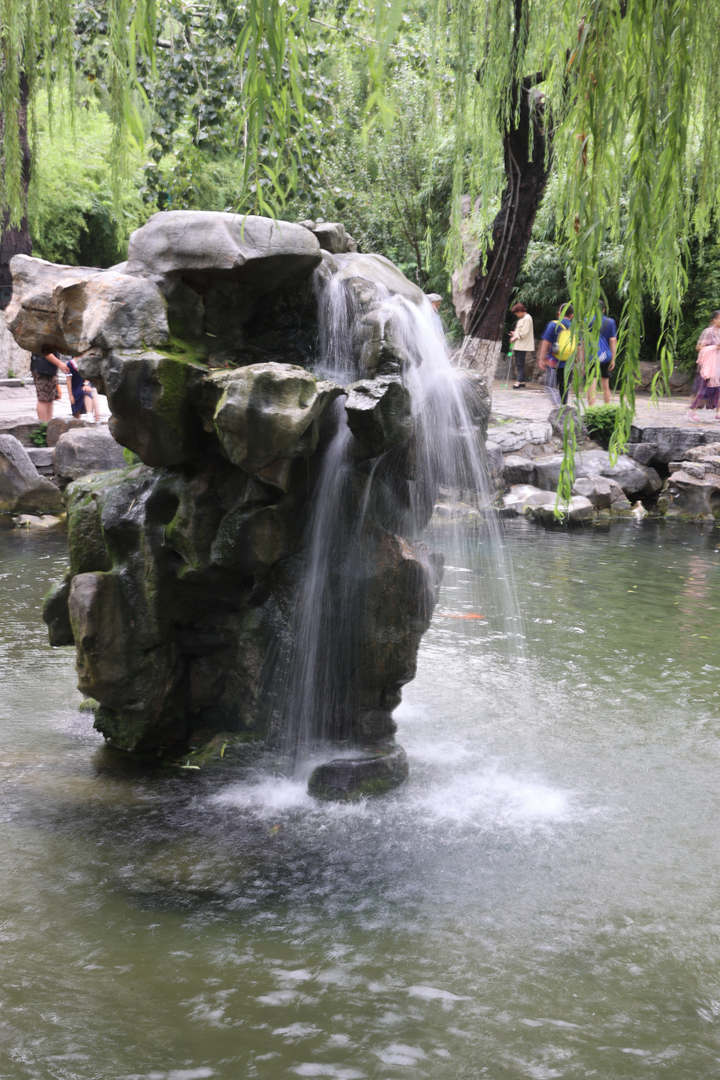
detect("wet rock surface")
[308,745,409,800]
[0,434,63,513]
[10,211,454,766]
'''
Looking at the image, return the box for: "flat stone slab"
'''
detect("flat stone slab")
[308,745,409,800]
[26,447,53,468]
[487,421,552,453]
[629,423,720,463]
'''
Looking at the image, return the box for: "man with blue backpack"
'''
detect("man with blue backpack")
[586,301,617,406]
[536,304,575,405]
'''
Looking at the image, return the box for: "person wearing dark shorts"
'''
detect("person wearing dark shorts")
[536,305,574,405]
[30,345,69,421]
[587,303,617,406]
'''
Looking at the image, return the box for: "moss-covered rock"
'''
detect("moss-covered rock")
[308,746,409,800]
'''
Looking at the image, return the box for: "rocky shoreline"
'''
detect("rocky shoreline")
[453,407,720,524]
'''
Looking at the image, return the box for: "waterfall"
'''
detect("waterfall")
[268,253,524,769]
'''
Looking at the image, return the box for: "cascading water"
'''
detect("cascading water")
[270,252,525,770]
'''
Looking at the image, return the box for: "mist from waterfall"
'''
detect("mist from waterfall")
[269,254,525,768]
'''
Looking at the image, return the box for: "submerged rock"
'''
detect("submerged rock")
[308,745,409,800]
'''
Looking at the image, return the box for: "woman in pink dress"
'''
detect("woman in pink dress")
[688,311,720,421]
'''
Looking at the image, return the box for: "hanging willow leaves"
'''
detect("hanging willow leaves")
[3,0,719,460]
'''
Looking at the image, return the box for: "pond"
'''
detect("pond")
[2,519,720,1079]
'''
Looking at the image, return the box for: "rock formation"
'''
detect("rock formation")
[10,212,460,776]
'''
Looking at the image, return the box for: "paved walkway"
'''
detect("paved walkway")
[0,379,714,435]
[0,384,111,425]
[492,380,717,431]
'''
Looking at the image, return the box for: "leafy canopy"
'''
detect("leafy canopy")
[2,0,718,465]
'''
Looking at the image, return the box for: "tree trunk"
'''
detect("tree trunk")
[458,80,552,398]
[0,73,32,311]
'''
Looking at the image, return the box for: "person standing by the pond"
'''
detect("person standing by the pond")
[687,312,720,422]
[587,301,617,406]
[508,303,534,388]
[29,345,69,422]
[536,304,574,405]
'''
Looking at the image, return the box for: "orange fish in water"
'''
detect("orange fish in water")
[435,611,485,620]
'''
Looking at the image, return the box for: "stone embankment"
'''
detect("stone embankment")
[461,404,720,524]
[0,414,125,523]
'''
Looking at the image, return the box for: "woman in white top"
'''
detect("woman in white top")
[508,302,535,388]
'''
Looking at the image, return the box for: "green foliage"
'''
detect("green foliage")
[676,240,720,373]
[585,405,620,445]
[30,93,149,266]
[30,422,48,447]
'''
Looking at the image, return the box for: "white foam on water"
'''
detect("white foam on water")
[414,764,574,831]
[292,1067,366,1079]
[211,776,314,814]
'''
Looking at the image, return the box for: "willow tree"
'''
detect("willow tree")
[2,0,717,461]
[0,0,309,303]
[443,0,717,474]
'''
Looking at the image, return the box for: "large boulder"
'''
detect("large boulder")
[0,434,63,513]
[629,423,716,465]
[53,427,127,481]
[548,405,587,440]
[658,444,720,519]
[345,376,412,459]
[102,349,208,467]
[126,211,322,293]
[502,454,537,487]
[311,222,350,255]
[572,474,631,510]
[6,255,169,354]
[535,450,660,499]
[201,362,343,472]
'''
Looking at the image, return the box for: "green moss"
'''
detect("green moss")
[162,730,263,770]
[153,336,213,369]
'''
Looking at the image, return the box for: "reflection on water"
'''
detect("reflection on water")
[2,520,720,1078]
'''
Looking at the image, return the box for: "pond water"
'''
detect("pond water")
[2,520,720,1079]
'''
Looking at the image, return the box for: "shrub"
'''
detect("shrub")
[30,422,48,447]
[585,404,619,445]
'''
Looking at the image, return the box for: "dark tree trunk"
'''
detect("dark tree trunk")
[0,73,32,311]
[458,77,552,386]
